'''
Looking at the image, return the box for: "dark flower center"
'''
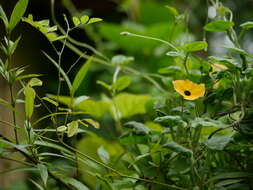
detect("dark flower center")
[184,90,191,96]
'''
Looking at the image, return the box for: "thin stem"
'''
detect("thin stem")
[183,53,190,75]
[112,66,123,134]
[9,85,19,144]
[120,31,179,51]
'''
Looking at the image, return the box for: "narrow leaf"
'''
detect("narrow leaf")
[240,21,253,30]
[30,179,45,190]
[42,97,59,106]
[10,36,22,55]
[37,164,48,187]
[9,0,29,32]
[43,51,72,91]
[24,86,35,119]
[163,141,192,154]
[87,17,103,24]
[83,119,100,129]
[72,57,92,95]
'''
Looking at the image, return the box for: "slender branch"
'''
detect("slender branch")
[120,32,179,51]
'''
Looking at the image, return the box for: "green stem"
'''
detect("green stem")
[120,31,178,51]
[183,53,190,75]
[9,84,18,144]
[112,66,123,134]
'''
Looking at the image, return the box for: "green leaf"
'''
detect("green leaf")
[158,66,181,74]
[190,117,227,128]
[205,134,233,150]
[72,57,92,95]
[87,17,103,24]
[166,51,183,57]
[72,16,80,26]
[223,46,253,57]
[155,115,187,127]
[204,20,234,32]
[30,179,45,190]
[57,125,67,132]
[67,121,79,137]
[24,86,35,119]
[80,15,89,24]
[210,172,253,181]
[178,41,208,52]
[208,56,239,68]
[37,164,48,187]
[46,33,66,42]
[163,141,192,154]
[15,74,42,81]
[215,179,244,187]
[96,80,112,90]
[125,121,151,135]
[112,76,132,92]
[28,78,43,87]
[0,97,9,106]
[47,94,109,119]
[9,0,29,32]
[165,6,179,16]
[9,36,21,55]
[113,93,150,118]
[97,146,110,164]
[111,55,134,65]
[34,140,73,155]
[61,176,90,190]
[240,21,253,30]
[42,97,59,106]
[0,5,9,29]
[83,119,100,129]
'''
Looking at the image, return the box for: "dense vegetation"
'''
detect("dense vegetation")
[1,0,253,189]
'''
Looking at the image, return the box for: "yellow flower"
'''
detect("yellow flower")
[210,63,228,73]
[172,80,205,100]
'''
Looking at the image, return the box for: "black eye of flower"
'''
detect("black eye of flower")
[184,90,191,96]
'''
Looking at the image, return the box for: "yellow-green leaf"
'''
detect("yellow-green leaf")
[112,76,132,92]
[80,15,89,24]
[24,86,36,119]
[67,121,79,137]
[204,20,234,32]
[9,0,29,32]
[57,125,67,132]
[83,119,100,129]
[72,16,80,26]
[87,17,103,24]
[28,78,43,87]
[178,41,208,52]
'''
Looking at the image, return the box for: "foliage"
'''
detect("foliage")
[1,0,253,190]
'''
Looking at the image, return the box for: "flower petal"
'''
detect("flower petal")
[172,80,187,96]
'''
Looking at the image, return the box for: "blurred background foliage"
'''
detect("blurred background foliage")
[1,0,253,189]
